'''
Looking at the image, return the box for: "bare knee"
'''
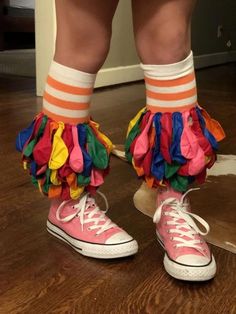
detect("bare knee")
[54,26,112,73]
[68,31,111,73]
[135,22,191,64]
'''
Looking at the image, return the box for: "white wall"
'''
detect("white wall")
[35,0,56,96]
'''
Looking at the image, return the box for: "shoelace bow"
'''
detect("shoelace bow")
[153,188,210,254]
[56,191,116,235]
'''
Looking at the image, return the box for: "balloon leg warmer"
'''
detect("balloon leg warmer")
[16,61,113,201]
[16,114,112,200]
[125,51,225,192]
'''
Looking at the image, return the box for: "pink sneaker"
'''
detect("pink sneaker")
[153,188,216,281]
[47,191,138,259]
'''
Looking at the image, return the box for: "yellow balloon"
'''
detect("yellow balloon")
[50,169,61,185]
[70,186,85,200]
[89,120,113,153]
[49,122,69,170]
[23,161,28,170]
[127,107,146,137]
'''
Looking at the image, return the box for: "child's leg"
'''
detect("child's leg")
[127,0,225,280]
[132,0,196,65]
[16,0,138,259]
[42,0,119,124]
[54,0,119,73]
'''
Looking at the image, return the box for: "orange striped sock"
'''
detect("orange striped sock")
[141,51,198,113]
[42,61,96,125]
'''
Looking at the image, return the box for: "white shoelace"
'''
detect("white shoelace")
[56,191,117,235]
[153,188,210,253]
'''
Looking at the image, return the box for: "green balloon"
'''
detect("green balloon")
[165,162,180,179]
[77,174,91,186]
[31,175,38,187]
[23,116,48,157]
[170,174,189,192]
[85,125,109,170]
[125,111,145,162]
[42,168,51,194]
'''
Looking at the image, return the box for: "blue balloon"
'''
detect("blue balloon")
[15,120,35,152]
[151,113,165,180]
[196,107,218,150]
[30,160,37,177]
[170,112,186,164]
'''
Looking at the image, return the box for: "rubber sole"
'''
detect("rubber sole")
[46,220,138,259]
[156,232,216,281]
[163,253,216,281]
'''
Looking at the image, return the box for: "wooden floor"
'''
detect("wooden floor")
[0,64,236,314]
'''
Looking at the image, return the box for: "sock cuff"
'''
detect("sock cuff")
[43,60,96,124]
[50,60,97,86]
[140,50,194,79]
[141,51,198,113]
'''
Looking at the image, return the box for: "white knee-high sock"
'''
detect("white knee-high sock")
[141,51,197,113]
[43,61,96,124]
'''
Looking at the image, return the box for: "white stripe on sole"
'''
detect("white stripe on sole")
[163,254,216,282]
[155,231,216,281]
[46,220,138,259]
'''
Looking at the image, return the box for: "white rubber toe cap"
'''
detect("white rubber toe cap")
[105,231,134,244]
[176,254,211,266]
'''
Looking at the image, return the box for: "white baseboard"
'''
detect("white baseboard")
[95,64,143,88]
[0,49,36,77]
[194,50,236,68]
[95,50,236,88]
[1,49,236,93]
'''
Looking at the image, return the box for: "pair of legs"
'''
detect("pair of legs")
[49,0,216,280]
[54,0,195,73]
[17,0,224,281]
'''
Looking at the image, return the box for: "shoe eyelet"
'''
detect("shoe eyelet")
[87,227,92,231]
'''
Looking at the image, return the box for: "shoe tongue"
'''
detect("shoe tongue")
[61,199,80,214]
[85,197,109,226]
[65,195,95,210]
[59,195,106,221]
[158,188,191,217]
[158,188,183,205]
